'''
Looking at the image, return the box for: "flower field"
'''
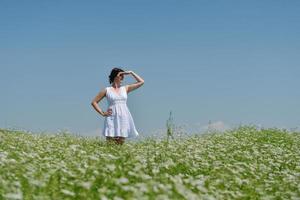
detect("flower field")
[0,126,300,200]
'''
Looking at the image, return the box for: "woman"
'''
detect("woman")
[91,68,145,145]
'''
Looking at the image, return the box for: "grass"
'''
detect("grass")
[0,126,300,199]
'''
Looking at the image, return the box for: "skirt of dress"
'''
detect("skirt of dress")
[102,103,139,138]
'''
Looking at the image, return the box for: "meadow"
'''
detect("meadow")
[0,126,299,200]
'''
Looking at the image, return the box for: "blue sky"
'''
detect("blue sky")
[1,1,300,136]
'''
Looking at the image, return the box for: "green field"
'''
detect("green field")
[0,126,300,200]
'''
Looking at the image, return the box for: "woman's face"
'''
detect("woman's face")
[114,72,124,83]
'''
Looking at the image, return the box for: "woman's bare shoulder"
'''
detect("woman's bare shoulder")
[92,87,108,103]
[100,86,110,96]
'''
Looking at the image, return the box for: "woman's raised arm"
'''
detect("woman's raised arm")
[122,71,145,93]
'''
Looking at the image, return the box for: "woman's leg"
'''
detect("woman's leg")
[106,136,117,145]
[116,136,125,145]
[106,136,125,145]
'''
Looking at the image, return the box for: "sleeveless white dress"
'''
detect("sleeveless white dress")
[102,85,139,138]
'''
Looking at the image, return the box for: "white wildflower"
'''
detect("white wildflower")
[61,189,75,197]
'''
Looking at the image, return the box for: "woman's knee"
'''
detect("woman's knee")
[116,137,125,144]
[106,136,125,145]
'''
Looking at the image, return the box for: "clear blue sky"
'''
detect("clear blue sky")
[1,1,300,136]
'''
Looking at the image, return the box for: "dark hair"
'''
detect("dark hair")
[109,67,124,84]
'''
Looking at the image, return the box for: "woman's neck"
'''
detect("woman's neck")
[112,83,121,88]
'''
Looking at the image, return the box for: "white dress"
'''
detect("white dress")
[102,85,139,138]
